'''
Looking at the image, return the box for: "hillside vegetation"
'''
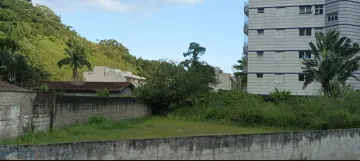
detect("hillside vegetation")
[0,0,156,81]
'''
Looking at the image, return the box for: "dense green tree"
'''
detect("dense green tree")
[0,38,49,85]
[302,30,360,97]
[57,38,92,80]
[135,42,218,115]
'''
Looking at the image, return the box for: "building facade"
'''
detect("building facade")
[83,66,146,87]
[212,67,238,91]
[244,0,360,95]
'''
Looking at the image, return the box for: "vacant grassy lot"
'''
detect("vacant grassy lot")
[1,116,290,145]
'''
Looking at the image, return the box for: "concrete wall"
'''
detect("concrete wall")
[0,91,151,139]
[59,87,134,97]
[1,128,360,160]
[0,91,37,139]
[52,95,151,128]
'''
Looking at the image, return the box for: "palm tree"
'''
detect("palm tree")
[302,30,360,97]
[57,38,92,81]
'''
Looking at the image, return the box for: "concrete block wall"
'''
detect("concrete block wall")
[52,96,151,128]
[0,91,151,139]
[0,91,37,139]
[1,128,360,160]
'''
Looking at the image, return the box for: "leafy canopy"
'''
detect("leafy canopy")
[57,38,92,80]
[135,42,218,115]
[302,30,360,97]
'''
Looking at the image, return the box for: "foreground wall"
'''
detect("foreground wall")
[1,128,360,160]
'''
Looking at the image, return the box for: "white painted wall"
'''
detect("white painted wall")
[213,67,237,91]
[83,66,146,87]
[246,0,360,95]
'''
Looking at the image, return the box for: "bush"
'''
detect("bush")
[171,90,360,130]
[38,84,49,92]
[269,87,292,103]
[96,88,110,97]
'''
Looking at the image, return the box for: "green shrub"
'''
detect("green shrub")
[96,88,110,97]
[38,84,49,92]
[171,90,360,130]
[88,115,108,124]
[269,87,292,103]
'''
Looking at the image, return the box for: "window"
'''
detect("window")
[257,51,264,57]
[276,7,286,17]
[327,12,338,22]
[275,51,285,61]
[276,29,285,38]
[315,5,324,15]
[258,8,264,13]
[298,74,305,81]
[299,6,312,14]
[257,29,264,35]
[256,73,263,78]
[299,28,312,36]
[299,51,311,59]
[275,74,285,84]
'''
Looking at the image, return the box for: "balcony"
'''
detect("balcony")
[243,22,248,35]
[244,2,249,17]
[243,42,248,55]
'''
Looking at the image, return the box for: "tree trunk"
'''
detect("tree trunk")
[72,68,78,81]
[322,83,331,97]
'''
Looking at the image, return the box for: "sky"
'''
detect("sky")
[32,0,245,74]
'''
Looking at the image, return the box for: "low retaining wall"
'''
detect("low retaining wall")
[1,128,360,160]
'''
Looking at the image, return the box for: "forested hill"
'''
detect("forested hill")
[0,0,158,81]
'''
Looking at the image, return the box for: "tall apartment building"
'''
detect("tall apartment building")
[244,0,360,95]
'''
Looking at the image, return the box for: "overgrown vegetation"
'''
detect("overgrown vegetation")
[96,88,110,97]
[135,42,218,115]
[0,116,286,145]
[171,90,360,130]
[136,30,360,131]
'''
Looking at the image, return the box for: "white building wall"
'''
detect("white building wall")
[246,0,360,95]
[212,67,237,91]
[83,66,146,87]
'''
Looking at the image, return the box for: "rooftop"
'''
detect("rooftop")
[23,81,135,92]
[0,81,30,92]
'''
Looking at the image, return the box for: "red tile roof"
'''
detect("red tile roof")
[23,81,134,92]
[0,81,30,91]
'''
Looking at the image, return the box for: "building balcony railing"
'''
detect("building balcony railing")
[243,42,248,54]
[244,2,249,17]
[243,23,248,35]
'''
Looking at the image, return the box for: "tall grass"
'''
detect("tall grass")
[171,90,360,130]
[0,116,149,145]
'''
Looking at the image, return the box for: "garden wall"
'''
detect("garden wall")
[0,91,151,139]
[1,128,360,160]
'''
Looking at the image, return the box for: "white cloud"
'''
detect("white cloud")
[32,0,203,14]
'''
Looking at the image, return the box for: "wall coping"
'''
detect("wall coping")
[2,128,360,147]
